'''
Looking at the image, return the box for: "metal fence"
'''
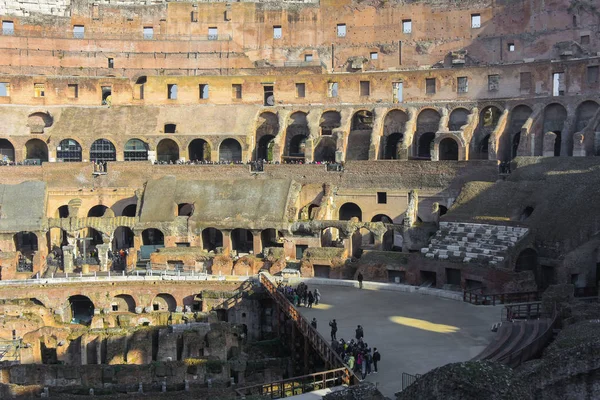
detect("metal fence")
[400,372,422,392]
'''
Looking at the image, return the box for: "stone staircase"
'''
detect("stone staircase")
[421,221,529,266]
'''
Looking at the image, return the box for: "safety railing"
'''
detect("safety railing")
[258,272,358,383]
[497,307,558,368]
[211,278,257,311]
[501,301,542,321]
[463,289,540,306]
[400,372,422,392]
[234,367,348,398]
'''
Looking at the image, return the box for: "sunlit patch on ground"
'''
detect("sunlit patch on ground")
[309,303,333,310]
[389,316,460,333]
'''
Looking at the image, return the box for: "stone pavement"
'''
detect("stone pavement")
[297,284,499,399]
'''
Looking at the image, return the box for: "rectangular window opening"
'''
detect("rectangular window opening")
[34,83,45,98]
[273,25,282,39]
[377,192,387,204]
[264,85,274,106]
[426,78,436,94]
[143,26,153,40]
[337,24,346,38]
[67,84,78,98]
[199,83,209,99]
[108,58,114,69]
[457,76,468,94]
[208,27,218,40]
[402,19,412,34]
[488,74,500,92]
[508,43,515,52]
[360,80,370,97]
[581,35,590,45]
[168,84,178,100]
[552,72,565,96]
[2,21,14,36]
[73,25,84,39]
[392,81,403,103]
[370,52,378,60]
[304,54,313,62]
[296,83,306,98]
[587,66,599,84]
[232,83,242,99]
[471,14,481,29]
[328,82,338,98]
[0,82,9,97]
[101,86,112,105]
[191,11,198,23]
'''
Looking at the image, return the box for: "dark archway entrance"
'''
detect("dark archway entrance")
[25,139,48,163]
[68,295,95,325]
[202,228,223,251]
[142,229,164,246]
[124,139,148,161]
[256,135,275,161]
[417,132,435,159]
[188,139,211,162]
[219,139,242,162]
[231,228,253,253]
[439,138,459,160]
[157,139,179,163]
[339,203,362,221]
[0,138,15,162]
[384,132,404,160]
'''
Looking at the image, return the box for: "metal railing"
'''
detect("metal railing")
[496,308,558,368]
[400,372,422,392]
[502,302,542,321]
[463,289,540,306]
[258,273,359,384]
[0,340,21,363]
[235,367,348,398]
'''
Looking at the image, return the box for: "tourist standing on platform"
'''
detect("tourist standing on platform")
[314,288,321,305]
[307,291,314,308]
[372,348,381,373]
[329,319,338,341]
[357,272,364,289]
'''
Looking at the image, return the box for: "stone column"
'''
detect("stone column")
[252,231,262,255]
[222,230,232,255]
[62,245,74,273]
[97,243,110,272]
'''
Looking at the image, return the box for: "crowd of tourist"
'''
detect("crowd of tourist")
[277,281,321,307]
[0,159,40,166]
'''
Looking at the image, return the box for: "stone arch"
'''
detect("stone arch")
[57,139,82,162]
[439,138,459,160]
[285,112,309,161]
[416,132,435,159]
[347,110,373,161]
[382,229,402,251]
[371,214,393,223]
[381,109,408,159]
[314,136,337,162]
[575,100,599,131]
[122,204,137,217]
[188,139,211,162]
[448,108,470,131]
[88,205,108,217]
[112,226,134,252]
[339,202,362,221]
[112,294,136,313]
[68,295,95,325]
[124,138,149,161]
[471,106,502,159]
[47,228,68,253]
[542,103,567,156]
[56,205,70,218]
[261,229,283,251]
[90,138,116,162]
[218,138,242,162]
[231,228,253,253]
[319,110,341,136]
[25,138,48,163]
[157,138,179,163]
[142,228,164,246]
[27,112,53,134]
[255,112,279,160]
[415,108,440,159]
[321,227,342,248]
[14,231,38,261]
[152,293,177,312]
[202,228,223,251]
[501,105,532,161]
[0,138,15,162]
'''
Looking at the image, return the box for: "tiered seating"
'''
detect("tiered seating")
[421,221,529,266]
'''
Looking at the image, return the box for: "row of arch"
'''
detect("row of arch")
[0,137,243,163]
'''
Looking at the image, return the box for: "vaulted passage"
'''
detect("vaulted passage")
[339,202,362,221]
[68,295,95,325]
[285,112,309,162]
[188,139,211,162]
[347,110,373,161]
[25,139,48,163]
[439,138,459,160]
[157,139,179,163]
[219,139,242,162]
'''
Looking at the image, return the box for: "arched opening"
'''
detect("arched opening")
[255,112,279,161]
[515,248,539,286]
[512,132,521,159]
[384,132,404,160]
[553,131,562,156]
[121,204,137,217]
[57,205,70,218]
[478,134,490,159]
[25,139,48,163]
[261,229,283,251]
[202,228,223,251]
[90,139,116,162]
[256,135,275,161]
[371,214,393,224]
[502,105,532,161]
[157,139,179,163]
[320,111,341,136]
[112,294,135,313]
[80,227,104,250]
[339,203,362,221]
[439,205,448,216]
[101,87,112,105]
[124,139,148,161]
[46,228,68,256]
[448,108,469,131]
[480,106,501,129]
[28,112,53,133]
[321,227,342,248]
[112,226,134,253]
[0,139,15,162]
[56,139,82,162]
[314,137,336,162]
[543,104,567,155]
[417,132,435,159]
[439,138,459,160]
[285,112,309,162]
[520,206,534,221]
[177,203,194,217]
[383,229,403,251]
[14,232,38,263]
[142,229,164,246]
[219,139,242,163]
[152,293,177,312]
[575,101,599,131]
[68,295,95,325]
[231,228,253,254]
[188,139,211,162]
[348,110,373,161]
[88,205,108,218]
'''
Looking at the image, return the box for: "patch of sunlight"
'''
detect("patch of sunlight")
[389,316,460,333]
[311,303,333,310]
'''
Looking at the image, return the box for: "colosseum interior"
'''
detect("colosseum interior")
[1,0,600,398]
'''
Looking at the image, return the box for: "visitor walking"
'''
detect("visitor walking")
[329,319,338,341]
[307,291,314,308]
[311,318,317,329]
[355,325,364,341]
[373,348,380,373]
[357,272,364,289]
[314,288,320,305]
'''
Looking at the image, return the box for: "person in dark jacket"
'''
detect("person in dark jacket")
[357,272,364,289]
[355,325,364,340]
[329,319,338,341]
[311,318,317,329]
[372,347,381,373]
